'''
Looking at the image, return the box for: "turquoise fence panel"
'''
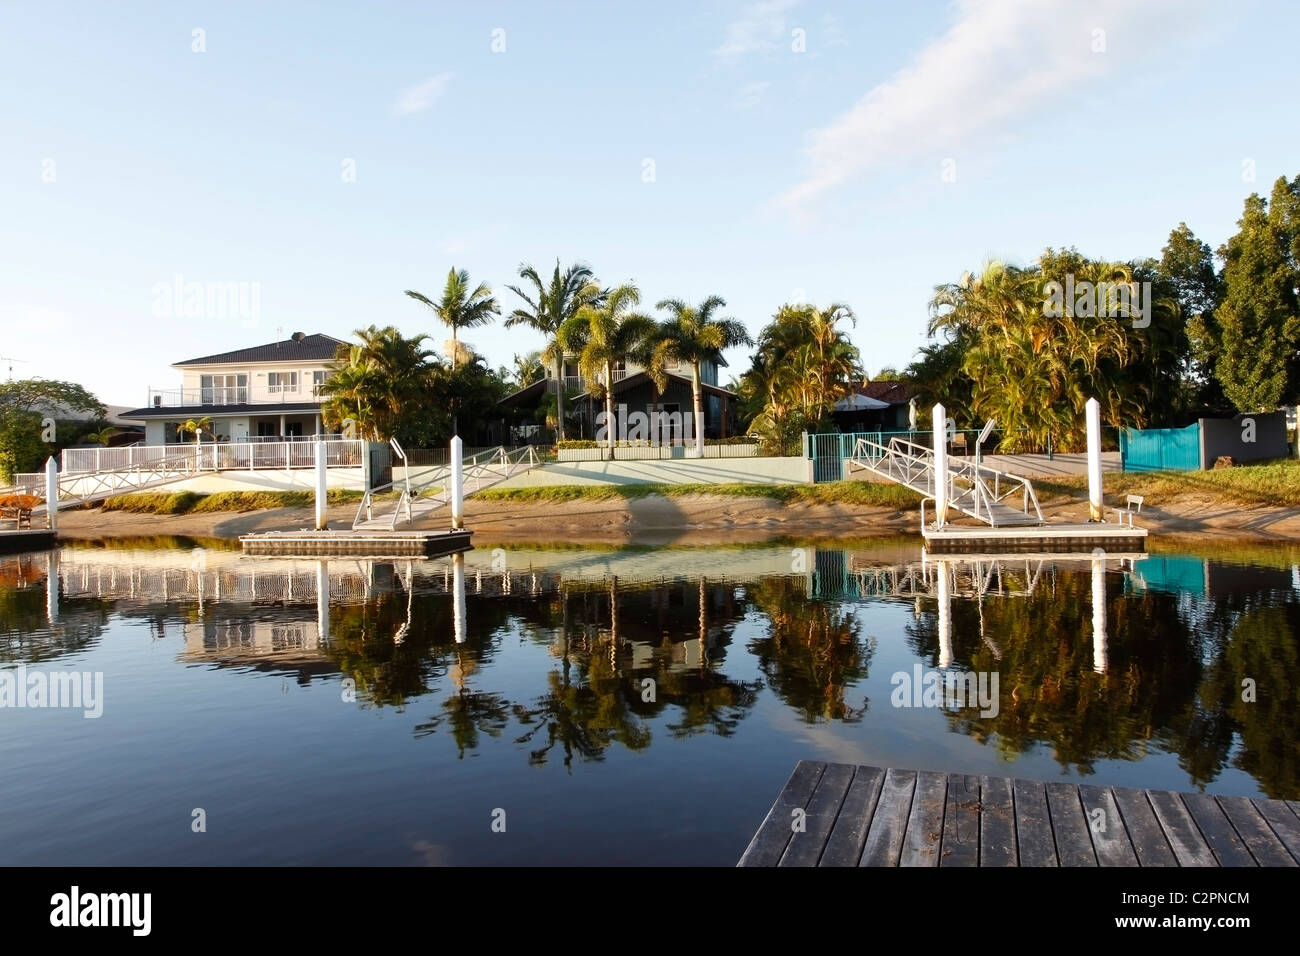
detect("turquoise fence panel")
[1120,423,1200,472]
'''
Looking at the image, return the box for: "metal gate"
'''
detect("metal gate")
[808,432,883,482]
[1120,423,1200,472]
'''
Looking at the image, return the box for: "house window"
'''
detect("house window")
[201,373,247,405]
[312,370,327,395]
[268,371,299,393]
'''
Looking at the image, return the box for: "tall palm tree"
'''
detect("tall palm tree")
[511,351,546,388]
[557,284,657,460]
[505,260,602,441]
[405,268,500,369]
[654,296,753,457]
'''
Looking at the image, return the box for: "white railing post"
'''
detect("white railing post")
[45,457,59,531]
[450,435,464,530]
[314,438,328,530]
[932,403,948,528]
[1086,397,1103,522]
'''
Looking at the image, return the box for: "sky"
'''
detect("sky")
[1,0,1296,407]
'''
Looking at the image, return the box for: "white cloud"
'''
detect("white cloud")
[391,72,455,116]
[779,0,1208,209]
[735,80,771,109]
[714,0,799,65]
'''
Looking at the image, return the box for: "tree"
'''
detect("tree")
[404,268,500,369]
[0,379,105,481]
[557,284,657,460]
[319,325,438,442]
[505,260,603,441]
[511,351,546,388]
[1214,177,1300,411]
[175,418,213,458]
[736,302,859,452]
[1159,223,1225,410]
[654,296,753,456]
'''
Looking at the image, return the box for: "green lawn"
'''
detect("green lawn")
[99,489,372,515]
[1035,458,1300,508]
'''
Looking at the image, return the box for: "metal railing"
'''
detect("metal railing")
[145,385,322,407]
[851,436,1043,528]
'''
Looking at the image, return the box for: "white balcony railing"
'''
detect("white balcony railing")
[62,437,363,474]
[145,386,322,408]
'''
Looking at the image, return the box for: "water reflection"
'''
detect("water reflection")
[2,541,1298,797]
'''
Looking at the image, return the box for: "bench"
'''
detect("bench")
[0,494,41,529]
[1112,494,1144,527]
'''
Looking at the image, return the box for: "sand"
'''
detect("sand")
[48,491,1300,546]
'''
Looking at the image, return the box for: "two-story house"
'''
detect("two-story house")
[121,332,347,444]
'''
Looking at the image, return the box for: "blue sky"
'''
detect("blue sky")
[2,0,1295,406]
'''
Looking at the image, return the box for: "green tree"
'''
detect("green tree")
[654,295,753,456]
[505,260,603,441]
[557,284,657,460]
[319,325,438,442]
[0,379,105,481]
[404,267,500,369]
[1159,223,1225,410]
[1215,177,1300,411]
[510,351,545,388]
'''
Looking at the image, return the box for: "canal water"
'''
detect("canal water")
[1,538,1296,865]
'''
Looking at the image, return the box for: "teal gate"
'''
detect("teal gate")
[808,432,882,482]
[1120,423,1201,472]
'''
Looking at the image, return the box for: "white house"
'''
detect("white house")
[122,332,347,445]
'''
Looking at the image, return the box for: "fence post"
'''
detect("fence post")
[1086,397,1103,521]
[314,438,328,530]
[450,435,464,530]
[932,403,948,528]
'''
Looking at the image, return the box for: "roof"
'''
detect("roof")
[576,370,736,400]
[856,380,916,405]
[174,333,347,367]
[118,401,324,420]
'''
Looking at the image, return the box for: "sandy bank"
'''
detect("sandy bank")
[48,490,1300,546]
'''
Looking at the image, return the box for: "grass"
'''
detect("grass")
[100,489,369,515]
[474,480,923,509]
[1035,458,1300,509]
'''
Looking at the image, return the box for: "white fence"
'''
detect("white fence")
[61,439,365,474]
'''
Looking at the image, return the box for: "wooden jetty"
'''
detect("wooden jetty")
[0,528,56,554]
[923,523,1146,555]
[240,528,472,558]
[738,761,1300,867]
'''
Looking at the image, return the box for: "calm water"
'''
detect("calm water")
[1,538,1297,865]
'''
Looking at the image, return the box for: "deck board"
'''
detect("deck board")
[740,762,1295,867]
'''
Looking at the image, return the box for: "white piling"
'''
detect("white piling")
[46,549,59,623]
[1091,551,1108,674]
[449,434,464,530]
[1086,397,1103,521]
[932,404,948,528]
[936,559,952,669]
[44,457,58,532]
[314,438,329,530]
[316,560,330,645]
[452,552,467,643]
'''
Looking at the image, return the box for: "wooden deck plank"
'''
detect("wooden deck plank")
[1252,798,1300,865]
[1012,778,1057,867]
[820,766,885,867]
[1078,785,1138,867]
[1111,787,1177,867]
[978,775,1017,867]
[742,762,1291,867]
[1216,796,1296,867]
[1147,790,1217,867]
[779,762,855,867]
[736,761,825,867]
[899,771,947,867]
[1046,782,1097,867]
[859,768,916,867]
[940,774,980,867]
[1182,792,1256,866]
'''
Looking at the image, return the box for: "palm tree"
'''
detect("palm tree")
[175,416,213,445]
[86,425,116,447]
[505,260,603,442]
[405,268,500,369]
[557,284,657,460]
[655,296,753,456]
[318,325,437,441]
[511,351,546,388]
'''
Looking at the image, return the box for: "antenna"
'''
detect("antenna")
[0,355,28,380]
